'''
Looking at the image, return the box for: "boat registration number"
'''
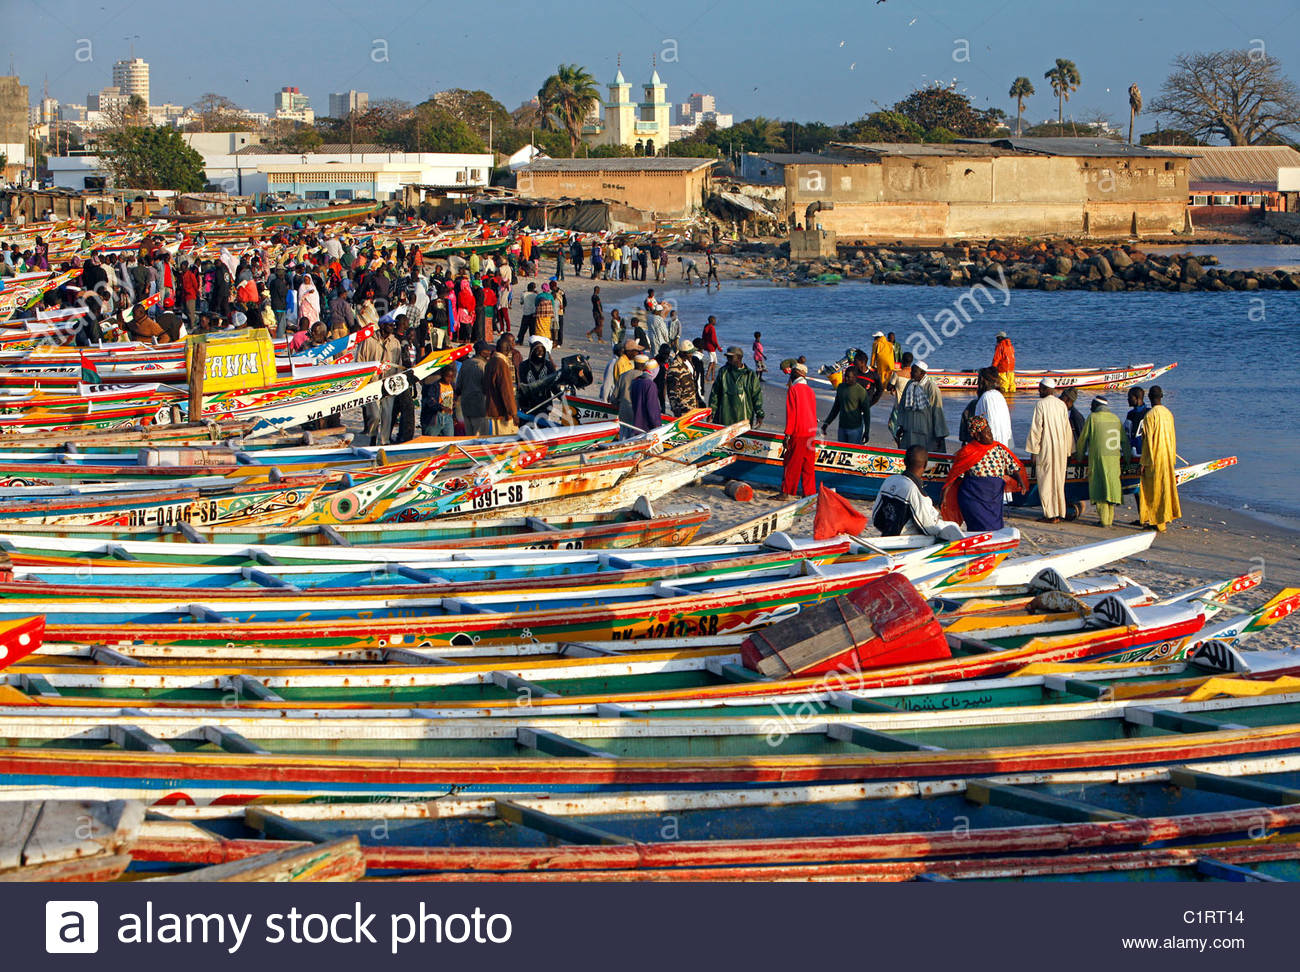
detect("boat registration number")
[610,615,721,640]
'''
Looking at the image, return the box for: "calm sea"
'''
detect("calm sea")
[658,263,1300,528]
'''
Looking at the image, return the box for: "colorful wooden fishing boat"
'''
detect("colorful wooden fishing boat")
[818,356,1177,393]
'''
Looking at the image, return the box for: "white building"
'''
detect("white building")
[273,86,314,124]
[48,142,493,200]
[584,68,672,154]
[328,90,368,119]
[87,85,128,113]
[112,58,149,106]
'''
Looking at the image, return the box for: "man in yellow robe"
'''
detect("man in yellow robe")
[870,331,896,388]
[1138,385,1181,532]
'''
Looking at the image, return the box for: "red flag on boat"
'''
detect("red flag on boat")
[813,484,868,540]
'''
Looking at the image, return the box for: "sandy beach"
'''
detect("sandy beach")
[540,255,1300,651]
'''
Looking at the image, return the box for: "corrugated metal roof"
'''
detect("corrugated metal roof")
[833,141,1004,157]
[1158,145,1300,187]
[969,137,1184,158]
[746,152,863,165]
[519,157,715,172]
[235,144,394,155]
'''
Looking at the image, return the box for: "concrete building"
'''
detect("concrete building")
[673,92,733,135]
[516,156,715,219]
[1160,145,1300,220]
[273,86,314,124]
[112,58,150,106]
[0,76,30,175]
[584,69,672,155]
[87,85,128,113]
[767,138,1190,241]
[328,90,368,119]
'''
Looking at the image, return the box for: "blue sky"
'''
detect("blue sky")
[10,0,1300,134]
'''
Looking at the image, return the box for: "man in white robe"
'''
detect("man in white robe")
[1023,378,1074,522]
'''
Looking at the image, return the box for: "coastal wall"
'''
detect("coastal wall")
[782,153,1188,240]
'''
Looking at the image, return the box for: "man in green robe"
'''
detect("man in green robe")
[890,361,948,452]
[1072,395,1129,527]
[708,346,764,427]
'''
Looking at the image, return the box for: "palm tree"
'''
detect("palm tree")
[1008,77,1035,135]
[537,64,599,156]
[1043,58,1081,126]
[1127,83,1143,144]
[732,116,786,153]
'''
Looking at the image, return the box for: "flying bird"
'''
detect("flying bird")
[908,17,917,25]
[839,40,845,46]
[850,62,856,70]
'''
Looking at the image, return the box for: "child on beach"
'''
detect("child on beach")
[752,331,767,380]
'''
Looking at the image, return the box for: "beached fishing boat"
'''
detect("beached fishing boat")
[10,686,1300,799]
[99,759,1300,880]
[566,400,1238,505]
[817,356,1177,394]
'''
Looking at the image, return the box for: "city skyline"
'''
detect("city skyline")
[7,0,1300,138]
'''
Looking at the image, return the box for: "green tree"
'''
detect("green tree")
[429,89,514,150]
[404,103,488,153]
[1044,58,1081,125]
[841,110,923,143]
[717,116,787,152]
[537,64,600,156]
[100,126,205,191]
[893,87,1002,137]
[1140,127,1201,146]
[1009,77,1035,135]
[587,143,635,158]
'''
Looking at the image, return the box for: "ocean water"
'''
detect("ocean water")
[657,276,1300,528]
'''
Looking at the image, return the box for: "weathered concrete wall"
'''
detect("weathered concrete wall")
[789,229,837,259]
[518,168,710,219]
[780,152,1188,240]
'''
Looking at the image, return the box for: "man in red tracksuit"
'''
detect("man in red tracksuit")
[780,361,819,498]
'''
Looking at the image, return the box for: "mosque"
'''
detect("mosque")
[583,62,671,155]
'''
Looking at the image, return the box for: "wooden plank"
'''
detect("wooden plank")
[490,671,559,699]
[21,799,145,866]
[318,525,350,546]
[0,853,132,882]
[706,657,767,683]
[525,516,561,532]
[516,727,614,758]
[147,836,365,882]
[0,801,41,871]
[1195,857,1285,883]
[106,543,137,562]
[188,604,232,624]
[89,644,146,667]
[595,703,643,718]
[232,675,284,702]
[827,691,901,714]
[561,642,622,657]
[242,567,300,591]
[826,723,945,753]
[964,780,1136,823]
[1043,675,1110,700]
[1168,767,1300,806]
[1125,706,1248,734]
[109,724,174,753]
[494,800,633,845]
[201,725,270,755]
[251,550,282,567]
[946,633,1000,655]
[394,565,448,584]
[244,807,329,843]
[381,647,452,666]
[444,597,493,614]
[176,522,207,543]
[18,674,59,696]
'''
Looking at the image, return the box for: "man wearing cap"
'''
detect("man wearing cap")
[1072,396,1128,527]
[601,338,642,402]
[457,340,494,435]
[779,362,819,498]
[869,331,896,388]
[1024,378,1074,522]
[992,331,1016,396]
[890,361,948,453]
[615,354,650,438]
[709,346,763,428]
[629,354,662,433]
